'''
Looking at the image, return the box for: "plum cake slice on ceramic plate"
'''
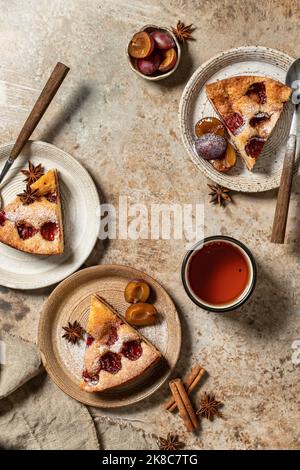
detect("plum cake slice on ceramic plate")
[0,165,64,255]
[206,76,291,170]
[80,295,161,392]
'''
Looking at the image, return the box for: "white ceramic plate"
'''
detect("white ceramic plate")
[179,46,297,192]
[0,140,100,289]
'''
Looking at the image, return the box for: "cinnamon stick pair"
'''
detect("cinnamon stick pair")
[165,365,206,412]
[169,379,198,432]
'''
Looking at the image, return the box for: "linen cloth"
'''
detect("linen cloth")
[0,332,99,450]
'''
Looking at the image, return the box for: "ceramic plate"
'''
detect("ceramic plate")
[179,46,297,192]
[38,265,181,408]
[0,140,100,289]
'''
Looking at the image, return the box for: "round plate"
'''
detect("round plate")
[0,140,100,289]
[38,265,181,408]
[179,46,296,192]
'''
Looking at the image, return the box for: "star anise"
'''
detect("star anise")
[196,392,223,421]
[171,21,195,42]
[208,183,232,207]
[21,161,44,184]
[158,433,184,450]
[17,185,40,205]
[62,321,84,345]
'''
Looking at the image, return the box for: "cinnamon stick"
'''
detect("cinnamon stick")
[165,365,206,412]
[169,378,198,432]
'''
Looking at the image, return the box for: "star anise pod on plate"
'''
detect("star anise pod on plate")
[17,184,40,205]
[158,433,184,450]
[62,320,84,345]
[171,20,195,42]
[196,392,223,421]
[21,161,44,184]
[208,183,232,207]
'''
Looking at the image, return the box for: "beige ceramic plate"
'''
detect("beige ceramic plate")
[38,265,181,408]
[0,140,100,289]
[180,46,297,192]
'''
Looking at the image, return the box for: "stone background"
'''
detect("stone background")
[0,0,300,449]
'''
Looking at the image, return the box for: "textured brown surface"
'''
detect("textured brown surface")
[0,0,300,450]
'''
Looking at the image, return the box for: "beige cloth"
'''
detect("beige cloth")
[0,333,99,450]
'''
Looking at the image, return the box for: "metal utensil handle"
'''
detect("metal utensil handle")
[9,62,70,161]
[271,134,297,244]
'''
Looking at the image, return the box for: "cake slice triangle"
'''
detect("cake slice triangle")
[80,294,161,393]
[206,76,291,170]
[0,166,64,255]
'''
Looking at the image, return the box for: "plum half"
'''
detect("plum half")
[124,280,150,303]
[125,303,157,326]
[158,48,177,72]
[128,31,154,59]
[212,143,237,172]
[195,117,226,138]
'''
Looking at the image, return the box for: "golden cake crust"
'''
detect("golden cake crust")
[86,295,117,339]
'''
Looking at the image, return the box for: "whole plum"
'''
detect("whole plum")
[137,53,160,75]
[195,133,227,160]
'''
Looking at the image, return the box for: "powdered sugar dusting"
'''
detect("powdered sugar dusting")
[110,331,139,354]
[98,344,109,355]
[61,332,87,379]
[6,204,57,228]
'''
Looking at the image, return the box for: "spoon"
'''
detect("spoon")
[271,58,300,243]
[0,62,69,196]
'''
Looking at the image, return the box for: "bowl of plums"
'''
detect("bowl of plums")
[127,25,181,80]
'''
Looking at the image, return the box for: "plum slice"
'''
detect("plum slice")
[121,340,143,361]
[100,351,122,374]
[245,136,266,159]
[86,335,94,347]
[225,112,244,135]
[249,112,271,127]
[41,222,58,241]
[0,210,6,226]
[16,223,37,240]
[246,82,267,104]
[82,369,99,385]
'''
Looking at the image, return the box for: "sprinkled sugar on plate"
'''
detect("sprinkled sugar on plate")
[38,265,181,408]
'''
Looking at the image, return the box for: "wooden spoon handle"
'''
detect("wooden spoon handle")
[271,134,297,244]
[9,62,70,160]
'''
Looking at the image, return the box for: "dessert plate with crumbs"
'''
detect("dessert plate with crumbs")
[0,140,100,289]
[180,46,298,192]
[38,264,181,408]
